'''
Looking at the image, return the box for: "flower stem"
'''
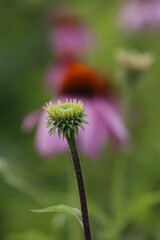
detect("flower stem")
[68,165,82,240]
[66,131,92,240]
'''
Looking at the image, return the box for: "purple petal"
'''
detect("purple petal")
[78,98,108,159]
[21,110,41,133]
[93,98,130,144]
[50,26,93,58]
[45,63,69,91]
[119,0,160,32]
[35,110,68,158]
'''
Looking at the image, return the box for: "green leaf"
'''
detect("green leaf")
[32,204,83,227]
[74,120,80,126]
[77,117,88,124]
[67,128,71,138]
[73,125,79,137]
[78,122,85,131]
[81,119,88,124]
[69,123,74,130]
[63,128,67,140]
[48,128,53,136]
[58,128,62,139]
[53,123,59,132]
[62,123,66,130]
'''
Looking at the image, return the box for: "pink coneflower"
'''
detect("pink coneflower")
[118,0,160,32]
[49,7,94,59]
[44,60,69,91]
[22,63,129,159]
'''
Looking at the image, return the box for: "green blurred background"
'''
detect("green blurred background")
[0,0,160,239]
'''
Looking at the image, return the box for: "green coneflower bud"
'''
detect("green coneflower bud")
[44,99,88,139]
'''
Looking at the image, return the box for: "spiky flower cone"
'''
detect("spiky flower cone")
[44,99,88,139]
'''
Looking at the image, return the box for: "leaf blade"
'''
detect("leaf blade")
[32,204,83,228]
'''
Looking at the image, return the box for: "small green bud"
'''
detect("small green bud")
[44,99,88,139]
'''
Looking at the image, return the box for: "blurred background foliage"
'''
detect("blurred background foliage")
[0,0,160,239]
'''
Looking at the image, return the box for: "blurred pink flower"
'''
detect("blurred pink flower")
[49,7,94,59]
[22,63,130,159]
[118,0,160,32]
[45,61,69,91]
[21,110,41,133]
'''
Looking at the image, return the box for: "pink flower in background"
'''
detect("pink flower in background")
[49,7,94,59]
[45,61,69,91]
[22,63,130,159]
[118,0,160,32]
[44,7,95,92]
[21,110,41,133]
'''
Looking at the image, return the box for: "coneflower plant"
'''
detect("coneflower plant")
[44,98,92,240]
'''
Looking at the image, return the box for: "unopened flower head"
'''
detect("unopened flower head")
[44,99,88,139]
[115,48,155,71]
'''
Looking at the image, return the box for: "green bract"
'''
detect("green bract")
[44,99,88,139]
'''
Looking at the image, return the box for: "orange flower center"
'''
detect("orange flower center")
[59,63,112,97]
